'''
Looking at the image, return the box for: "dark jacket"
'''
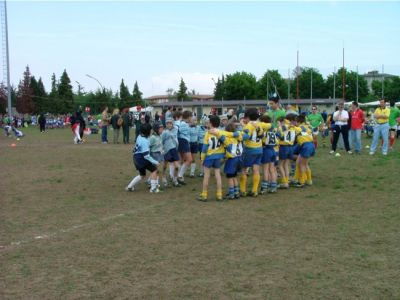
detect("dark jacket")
[111,114,121,129]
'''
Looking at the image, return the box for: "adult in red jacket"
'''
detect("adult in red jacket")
[349,101,365,154]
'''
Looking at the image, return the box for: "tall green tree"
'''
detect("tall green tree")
[291,67,327,100]
[385,76,400,102]
[30,76,48,114]
[16,66,35,113]
[325,68,368,102]
[132,81,143,106]
[176,78,188,101]
[49,73,59,113]
[213,75,226,100]
[119,79,130,108]
[58,69,74,113]
[224,71,257,100]
[0,83,7,114]
[257,70,288,99]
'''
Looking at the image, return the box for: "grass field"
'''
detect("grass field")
[1,127,399,299]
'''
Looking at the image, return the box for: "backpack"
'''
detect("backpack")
[117,117,123,127]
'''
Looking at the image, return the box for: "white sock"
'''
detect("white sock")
[127,175,142,189]
[162,176,168,184]
[169,164,175,180]
[190,163,196,175]
[150,179,158,190]
[173,176,178,184]
[178,164,188,178]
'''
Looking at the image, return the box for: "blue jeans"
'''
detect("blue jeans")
[370,123,389,154]
[101,125,108,143]
[349,129,362,152]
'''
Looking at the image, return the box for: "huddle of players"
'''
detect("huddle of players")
[126,108,315,202]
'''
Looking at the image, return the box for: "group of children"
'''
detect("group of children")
[126,107,316,201]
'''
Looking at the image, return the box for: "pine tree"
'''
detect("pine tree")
[49,73,59,113]
[119,79,131,109]
[176,78,188,101]
[132,81,143,106]
[16,66,35,113]
[31,76,48,114]
[58,69,74,113]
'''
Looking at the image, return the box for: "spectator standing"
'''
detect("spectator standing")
[38,113,46,133]
[330,102,352,155]
[121,108,130,144]
[306,105,325,148]
[388,100,400,149]
[101,107,110,144]
[110,108,122,144]
[349,102,365,154]
[265,97,286,127]
[370,99,390,155]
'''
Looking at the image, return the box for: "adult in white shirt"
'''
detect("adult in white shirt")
[330,102,352,154]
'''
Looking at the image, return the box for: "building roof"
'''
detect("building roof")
[145,94,214,101]
[151,98,340,107]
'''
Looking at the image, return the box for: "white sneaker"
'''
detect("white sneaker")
[125,186,133,192]
[329,150,335,154]
[347,151,353,154]
[150,187,160,193]
[369,152,375,155]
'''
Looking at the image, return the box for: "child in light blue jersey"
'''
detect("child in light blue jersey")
[126,123,160,193]
[149,123,168,188]
[189,116,199,177]
[197,117,209,177]
[161,118,180,187]
[175,110,193,184]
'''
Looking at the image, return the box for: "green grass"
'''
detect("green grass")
[0,127,399,299]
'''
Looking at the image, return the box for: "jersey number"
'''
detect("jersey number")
[209,136,221,150]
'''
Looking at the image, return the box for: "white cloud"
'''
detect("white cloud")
[142,72,219,97]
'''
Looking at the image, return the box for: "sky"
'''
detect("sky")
[3,0,400,97]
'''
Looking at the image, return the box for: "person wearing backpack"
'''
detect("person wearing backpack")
[111,108,122,144]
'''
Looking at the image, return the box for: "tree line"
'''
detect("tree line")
[0,66,144,115]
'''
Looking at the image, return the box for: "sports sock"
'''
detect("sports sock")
[169,164,175,180]
[294,166,300,181]
[216,189,223,199]
[252,173,260,193]
[240,174,247,193]
[228,187,235,197]
[306,168,312,182]
[178,164,188,178]
[201,190,208,198]
[390,136,395,147]
[261,180,268,190]
[150,179,158,190]
[234,185,239,195]
[299,172,306,185]
[127,175,142,189]
[190,163,196,175]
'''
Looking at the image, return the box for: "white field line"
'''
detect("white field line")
[0,200,173,251]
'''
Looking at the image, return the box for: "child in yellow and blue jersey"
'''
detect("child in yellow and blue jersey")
[292,114,315,187]
[214,122,243,200]
[276,114,297,189]
[258,115,278,194]
[240,108,264,197]
[197,115,225,202]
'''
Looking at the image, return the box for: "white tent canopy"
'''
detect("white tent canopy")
[129,106,153,113]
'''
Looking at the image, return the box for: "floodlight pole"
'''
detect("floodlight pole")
[3,0,12,120]
[86,74,105,92]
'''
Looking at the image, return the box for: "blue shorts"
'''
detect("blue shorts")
[190,142,198,154]
[151,151,164,163]
[299,142,315,158]
[133,156,157,176]
[242,151,262,168]
[164,148,180,162]
[292,144,300,156]
[178,138,190,153]
[203,158,222,169]
[279,145,293,160]
[224,157,240,177]
[261,147,276,164]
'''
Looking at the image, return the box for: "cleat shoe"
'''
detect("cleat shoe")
[198,173,204,177]
[216,196,224,201]
[234,193,240,199]
[177,177,186,185]
[227,195,235,200]
[306,181,313,186]
[197,195,208,202]
[268,187,277,193]
[125,186,133,192]
[260,188,268,195]
[189,174,195,178]
[150,187,160,193]
[173,182,181,187]
[247,191,258,198]
[279,183,289,189]
[240,192,247,197]
[294,183,304,188]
